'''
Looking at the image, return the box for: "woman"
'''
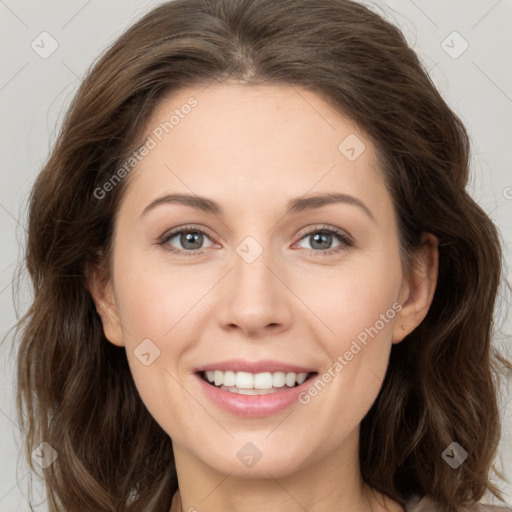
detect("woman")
[15,0,511,511]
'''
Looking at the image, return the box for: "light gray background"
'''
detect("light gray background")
[1,1,511,510]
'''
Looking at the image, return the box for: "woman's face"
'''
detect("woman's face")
[92,82,435,478]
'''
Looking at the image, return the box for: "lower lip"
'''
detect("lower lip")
[194,373,317,417]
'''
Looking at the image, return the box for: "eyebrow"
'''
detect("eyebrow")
[141,192,375,221]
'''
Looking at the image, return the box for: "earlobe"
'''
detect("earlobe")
[86,263,125,347]
[392,233,439,344]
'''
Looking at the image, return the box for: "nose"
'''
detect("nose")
[215,240,293,339]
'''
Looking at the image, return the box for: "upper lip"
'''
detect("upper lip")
[195,359,317,374]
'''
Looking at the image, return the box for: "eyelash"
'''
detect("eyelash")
[159,224,354,257]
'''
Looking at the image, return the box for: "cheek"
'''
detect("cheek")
[296,251,402,415]
[111,252,209,419]
[112,249,207,340]
[300,253,403,348]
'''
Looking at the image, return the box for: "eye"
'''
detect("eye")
[159,224,353,257]
[294,226,353,255]
[159,225,215,254]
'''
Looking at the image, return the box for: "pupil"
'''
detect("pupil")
[311,232,332,250]
[181,232,203,250]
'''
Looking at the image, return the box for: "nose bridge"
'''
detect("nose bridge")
[236,236,272,286]
[231,233,279,304]
[215,232,292,336]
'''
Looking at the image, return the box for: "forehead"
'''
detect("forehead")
[122,82,392,221]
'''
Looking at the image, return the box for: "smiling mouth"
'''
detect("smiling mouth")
[198,370,318,395]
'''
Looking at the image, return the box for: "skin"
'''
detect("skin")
[89,82,438,512]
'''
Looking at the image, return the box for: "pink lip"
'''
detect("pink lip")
[193,371,318,418]
[195,359,316,374]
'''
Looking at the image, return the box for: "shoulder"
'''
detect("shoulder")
[405,495,512,512]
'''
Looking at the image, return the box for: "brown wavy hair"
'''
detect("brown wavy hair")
[12,0,511,510]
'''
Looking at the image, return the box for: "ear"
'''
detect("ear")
[86,262,125,347]
[393,232,439,344]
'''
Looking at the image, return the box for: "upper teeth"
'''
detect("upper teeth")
[205,370,309,389]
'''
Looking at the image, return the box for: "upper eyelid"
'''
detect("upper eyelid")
[161,224,216,242]
[296,224,352,240]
